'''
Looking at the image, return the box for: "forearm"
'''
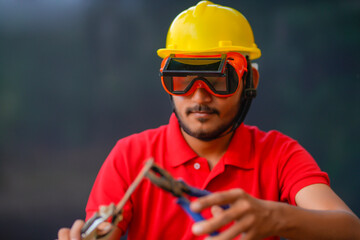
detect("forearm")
[276,203,360,240]
[190,187,360,240]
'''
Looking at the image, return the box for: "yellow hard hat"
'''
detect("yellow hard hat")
[157,1,261,60]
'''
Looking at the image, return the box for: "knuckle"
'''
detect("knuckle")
[224,209,240,222]
[231,188,245,196]
[213,192,225,202]
[242,200,252,211]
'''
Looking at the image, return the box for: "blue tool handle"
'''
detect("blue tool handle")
[176,197,219,236]
[185,184,213,197]
[178,180,230,210]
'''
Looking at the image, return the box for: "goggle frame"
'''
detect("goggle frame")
[160,52,248,97]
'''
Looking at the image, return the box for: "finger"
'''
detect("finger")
[58,228,70,240]
[96,222,113,236]
[211,213,257,240]
[203,224,243,240]
[193,204,255,237]
[191,189,246,212]
[240,232,255,240]
[193,206,243,235]
[211,205,224,217]
[204,221,250,240]
[69,219,85,240]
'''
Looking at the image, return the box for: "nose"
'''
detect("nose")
[190,86,212,104]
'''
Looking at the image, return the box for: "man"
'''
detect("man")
[58,1,360,239]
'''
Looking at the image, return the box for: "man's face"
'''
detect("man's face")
[172,84,243,140]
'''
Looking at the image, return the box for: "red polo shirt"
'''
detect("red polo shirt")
[85,114,329,240]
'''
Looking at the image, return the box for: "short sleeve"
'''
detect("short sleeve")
[278,140,330,205]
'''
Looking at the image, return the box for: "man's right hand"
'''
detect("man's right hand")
[58,219,85,240]
[57,220,122,240]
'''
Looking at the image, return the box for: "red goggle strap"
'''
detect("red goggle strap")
[225,52,248,81]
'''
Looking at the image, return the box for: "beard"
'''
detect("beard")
[174,104,237,141]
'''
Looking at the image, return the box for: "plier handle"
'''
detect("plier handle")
[146,163,229,236]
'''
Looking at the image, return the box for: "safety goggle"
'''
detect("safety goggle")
[160,52,248,97]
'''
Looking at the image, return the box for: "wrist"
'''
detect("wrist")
[270,201,297,238]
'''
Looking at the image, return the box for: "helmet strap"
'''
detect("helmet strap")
[231,55,257,131]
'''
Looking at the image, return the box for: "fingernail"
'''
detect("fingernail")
[103,224,112,232]
[191,202,201,211]
[192,223,203,234]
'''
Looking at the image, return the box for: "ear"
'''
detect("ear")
[252,67,260,89]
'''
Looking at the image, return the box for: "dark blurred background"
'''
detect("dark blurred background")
[0,0,359,239]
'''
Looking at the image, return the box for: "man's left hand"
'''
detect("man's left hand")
[190,188,281,240]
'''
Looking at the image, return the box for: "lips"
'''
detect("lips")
[191,110,215,115]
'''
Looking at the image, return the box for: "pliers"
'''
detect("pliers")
[80,159,154,240]
[145,163,229,236]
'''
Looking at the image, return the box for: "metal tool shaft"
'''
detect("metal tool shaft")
[115,158,154,213]
[81,158,154,240]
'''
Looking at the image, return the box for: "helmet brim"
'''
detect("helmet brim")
[157,47,261,60]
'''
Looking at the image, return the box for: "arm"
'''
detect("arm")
[57,220,123,240]
[190,184,360,240]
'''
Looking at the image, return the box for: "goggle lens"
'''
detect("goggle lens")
[172,76,227,92]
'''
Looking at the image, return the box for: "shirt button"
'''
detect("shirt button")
[194,163,200,170]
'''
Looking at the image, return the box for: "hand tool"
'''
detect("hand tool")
[81,158,154,240]
[146,163,229,236]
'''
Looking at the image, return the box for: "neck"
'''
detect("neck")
[181,128,234,170]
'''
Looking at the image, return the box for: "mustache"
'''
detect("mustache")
[186,105,220,116]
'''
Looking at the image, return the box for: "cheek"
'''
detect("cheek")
[172,96,186,112]
[219,95,241,117]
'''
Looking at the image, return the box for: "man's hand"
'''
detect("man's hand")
[58,220,85,240]
[190,185,360,240]
[57,220,120,240]
[190,188,281,240]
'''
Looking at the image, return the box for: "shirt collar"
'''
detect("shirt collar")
[166,113,198,167]
[222,123,254,169]
[166,113,253,169]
